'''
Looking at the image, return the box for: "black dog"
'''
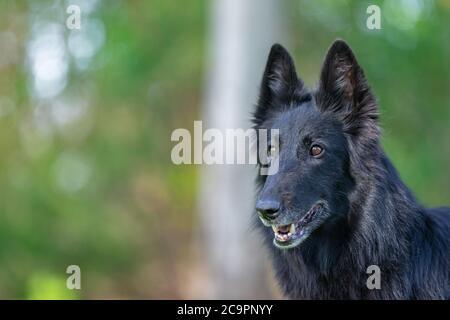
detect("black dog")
[254,40,450,299]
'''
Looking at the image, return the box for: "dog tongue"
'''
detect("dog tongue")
[277,225,291,234]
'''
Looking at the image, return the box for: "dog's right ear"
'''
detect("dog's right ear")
[317,40,378,138]
[254,44,305,126]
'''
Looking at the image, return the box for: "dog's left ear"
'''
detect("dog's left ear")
[254,44,307,127]
[317,40,378,137]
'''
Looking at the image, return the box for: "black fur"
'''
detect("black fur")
[253,40,450,299]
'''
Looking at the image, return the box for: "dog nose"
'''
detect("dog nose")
[256,199,280,220]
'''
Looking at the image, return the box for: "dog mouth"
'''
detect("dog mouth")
[267,203,325,249]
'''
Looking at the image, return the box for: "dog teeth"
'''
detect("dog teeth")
[289,224,296,234]
[271,223,300,243]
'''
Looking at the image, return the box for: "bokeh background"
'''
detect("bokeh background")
[0,0,449,299]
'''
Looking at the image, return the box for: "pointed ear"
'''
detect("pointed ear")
[317,40,378,137]
[254,44,306,126]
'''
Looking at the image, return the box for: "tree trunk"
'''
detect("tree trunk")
[199,0,287,299]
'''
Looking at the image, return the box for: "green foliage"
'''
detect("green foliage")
[27,273,79,300]
[0,0,205,299]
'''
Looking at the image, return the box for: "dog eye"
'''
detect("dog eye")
[310,145,323,157]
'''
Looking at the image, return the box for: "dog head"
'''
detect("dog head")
[254,40,379,249]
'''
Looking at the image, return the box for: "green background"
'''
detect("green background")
[0,0,448,298]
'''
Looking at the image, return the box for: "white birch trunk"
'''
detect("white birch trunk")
[199,0,287,299]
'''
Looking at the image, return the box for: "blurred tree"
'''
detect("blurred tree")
[199,0,288,298]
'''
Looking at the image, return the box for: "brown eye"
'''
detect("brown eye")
[310,145,323,157]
